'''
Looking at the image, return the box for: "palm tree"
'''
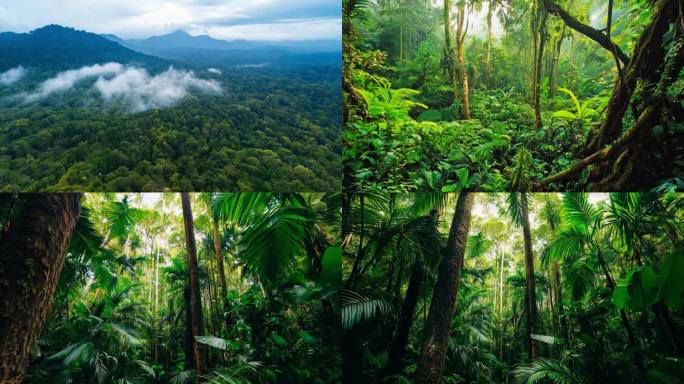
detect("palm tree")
[545,193,644,368]
[180,192,207,375]
[508,192,538,360]
[0,193,83,383]
[415,192,475,384]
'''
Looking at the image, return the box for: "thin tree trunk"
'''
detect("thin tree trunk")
[444,0,459,104]
[0,193,82,383]
[415,192,475,384]
[180,193,207,376]
[386,261,424,374]
[486,0,493,87]
[456,2,471,119]
[520,192,538,360]
[533,5,547,129]
[212,216,229,335]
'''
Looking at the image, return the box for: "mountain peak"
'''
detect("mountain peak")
[169,29,191,37]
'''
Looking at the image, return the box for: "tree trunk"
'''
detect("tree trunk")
[552,261,569,342]
[520,192,538,360]
[485,0,493,87]
[444,0,459,104]
[183,286,195,370]
[415,192,475,384]
[0,193,82,383]
[212,216,230,335]
[386,261,424,374]
[180,193,207,376]
[533,5,547,130]
[456,2,471,119]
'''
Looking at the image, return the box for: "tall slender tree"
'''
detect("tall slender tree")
[508,192,538,359]
[444,0,459,105]
[180,192,207,375]
[455,0,471,119]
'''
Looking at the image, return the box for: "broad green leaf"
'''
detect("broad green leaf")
[657,251,684,308]
[271,333,289,347]
[320,246,342,288]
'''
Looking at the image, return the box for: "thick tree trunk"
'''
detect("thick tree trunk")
[456,3,471,119]
[386,261,424,374]
[0,193,82,383]
[415,192,475,384]
[444,0,459,104]
[180,193,207,376]
[520,192,538,360]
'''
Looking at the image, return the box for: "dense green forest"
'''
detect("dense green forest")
[0,66,340,191]
[342,192,684,383]
[0,192,341,383]
[343,0,684,192]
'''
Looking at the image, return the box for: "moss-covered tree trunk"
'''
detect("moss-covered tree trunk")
[415,192,475,384]
[0,193,82,383]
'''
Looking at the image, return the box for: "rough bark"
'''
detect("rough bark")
[0,193,82,383]
[180,193,207,376]
[520,192,538,360]
[415,192,475,384]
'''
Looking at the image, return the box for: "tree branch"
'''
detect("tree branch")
[543,0,630,65]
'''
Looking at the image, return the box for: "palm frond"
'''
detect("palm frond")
[341,290,393,330]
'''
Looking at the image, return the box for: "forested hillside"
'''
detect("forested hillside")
[0,192,341,383]
[342,192,684,383]
[343,0,683,192]
[0,26,341,191]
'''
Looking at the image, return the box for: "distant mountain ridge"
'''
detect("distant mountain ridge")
[0,25,340,71]
[107,29,341,53]
[0,25,166,71]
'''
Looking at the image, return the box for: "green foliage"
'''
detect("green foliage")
[0,66,340,191]
[341,290,393,330]
[514,357,588,384]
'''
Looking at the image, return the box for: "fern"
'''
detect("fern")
[514,358,589,384]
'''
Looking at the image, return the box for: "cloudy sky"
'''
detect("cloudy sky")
[0,0,341,41]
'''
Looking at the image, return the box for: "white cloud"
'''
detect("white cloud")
[206,17,341,41]
[23,62,221,112]
[207,67,222,75]
[0,66,27,85]
[94,66,222,112]
[25,62,124,100]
